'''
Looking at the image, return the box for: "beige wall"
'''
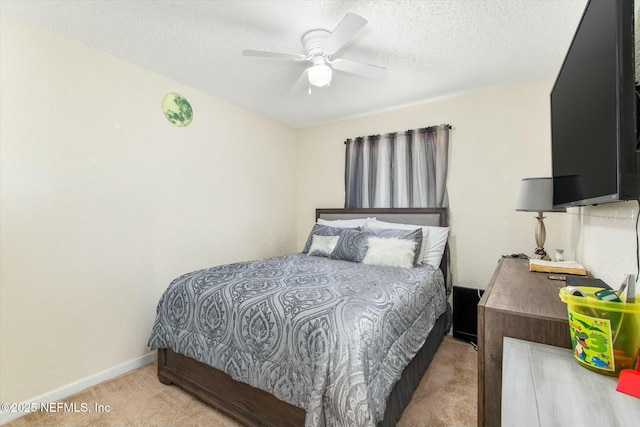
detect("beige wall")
[294,79,639,294]
[0,15,297,407]
[296,78,568,289]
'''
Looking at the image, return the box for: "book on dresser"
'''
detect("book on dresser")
[528,259,587,275]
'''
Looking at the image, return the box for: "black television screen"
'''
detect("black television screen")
[551,0,639,207]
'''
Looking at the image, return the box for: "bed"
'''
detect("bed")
[148,208,452,427]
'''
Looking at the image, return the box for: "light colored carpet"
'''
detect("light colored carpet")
[6,336,477,427]
[397,337,477,427]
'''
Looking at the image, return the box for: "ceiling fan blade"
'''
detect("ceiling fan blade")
[291,68,311,94]
[242,49,307,61]
[323,13,367,55]
[331,58,386,79]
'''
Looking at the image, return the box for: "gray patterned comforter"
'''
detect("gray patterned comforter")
[148,253,447,427]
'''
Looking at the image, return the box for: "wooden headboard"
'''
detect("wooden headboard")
[315,208,451,294]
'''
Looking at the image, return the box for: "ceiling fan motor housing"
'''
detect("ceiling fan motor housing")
[302,29,331,59]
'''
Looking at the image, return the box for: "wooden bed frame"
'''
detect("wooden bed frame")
[157,208,452,427]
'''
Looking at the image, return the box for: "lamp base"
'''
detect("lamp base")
[531,247,550,261]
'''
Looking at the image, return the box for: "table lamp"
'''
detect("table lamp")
[516,177,566,260]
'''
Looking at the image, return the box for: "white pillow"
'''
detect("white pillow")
[364,219,449,267]
[422,226,449,268]
[362,237,416,268]
[307,235,340,257]
[364,219,428,263]
[317,217,374,228]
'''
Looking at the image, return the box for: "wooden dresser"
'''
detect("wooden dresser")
[477,258,572,427]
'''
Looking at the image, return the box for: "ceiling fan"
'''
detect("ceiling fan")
[242,13,386,91]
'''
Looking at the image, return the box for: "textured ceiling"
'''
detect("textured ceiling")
[1,0,589,129]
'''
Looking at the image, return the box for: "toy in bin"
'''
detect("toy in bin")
[558,283,640,380]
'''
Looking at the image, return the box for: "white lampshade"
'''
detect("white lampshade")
[308,64,332,87]
[516,177,566,213]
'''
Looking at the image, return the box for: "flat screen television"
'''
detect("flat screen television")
[551,0,640,207]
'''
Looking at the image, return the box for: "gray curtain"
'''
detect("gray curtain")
[345,124,450,208]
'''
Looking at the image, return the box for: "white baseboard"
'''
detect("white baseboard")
[0,351,157,425]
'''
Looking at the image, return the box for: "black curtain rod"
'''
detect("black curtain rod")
[344,124,452,144]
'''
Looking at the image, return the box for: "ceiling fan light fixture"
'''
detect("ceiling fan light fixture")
[308,63,332,87]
